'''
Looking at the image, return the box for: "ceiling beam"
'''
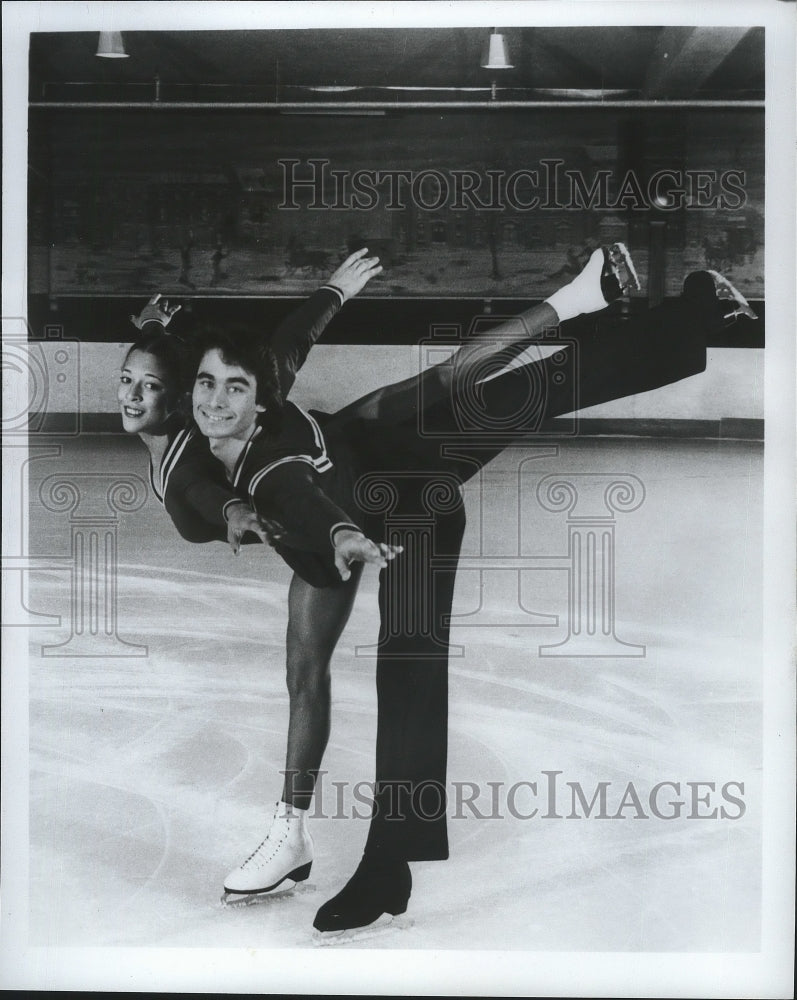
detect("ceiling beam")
[643,27,750,98]
[31,99,765,110]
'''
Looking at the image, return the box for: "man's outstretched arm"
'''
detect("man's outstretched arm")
[271,248,382,397]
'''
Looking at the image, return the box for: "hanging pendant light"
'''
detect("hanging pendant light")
[96,31,129,58]
[481,30,513,70]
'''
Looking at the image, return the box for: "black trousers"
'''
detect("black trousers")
[362,488,465,860]
[353,282,719,861]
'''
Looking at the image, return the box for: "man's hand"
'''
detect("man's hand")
[333,528,403,581]
[130,293,181,331]
[327,248,383,302]
[226,502,285,554]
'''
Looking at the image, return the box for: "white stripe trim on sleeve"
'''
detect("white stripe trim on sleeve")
[157,427,195,503]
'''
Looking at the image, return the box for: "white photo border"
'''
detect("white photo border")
[2,2,794,995]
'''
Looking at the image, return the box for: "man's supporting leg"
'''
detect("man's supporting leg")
[365,493,465,862]
[313,485,466,932]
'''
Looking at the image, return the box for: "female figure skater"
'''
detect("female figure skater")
[188,245,757,938]
[118,250,388,889]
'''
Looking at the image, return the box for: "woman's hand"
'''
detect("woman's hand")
[333,528,403,581]
[130,293,181,331]
[227,502,286,554]
[326,248,383,302]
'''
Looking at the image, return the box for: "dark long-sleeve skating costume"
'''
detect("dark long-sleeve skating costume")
[226,272,724,860]
[145,286,344,539]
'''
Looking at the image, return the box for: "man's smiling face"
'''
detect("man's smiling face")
[192,348,265,441]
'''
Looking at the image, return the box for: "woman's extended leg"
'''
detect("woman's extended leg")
[283,567,363,809]
[329,243,638,429]
[330,302,559,427]
[390,270,738,482]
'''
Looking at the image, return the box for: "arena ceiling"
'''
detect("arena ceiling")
[29,26,764,104]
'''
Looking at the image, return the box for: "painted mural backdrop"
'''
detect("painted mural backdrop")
[29,109,764,301]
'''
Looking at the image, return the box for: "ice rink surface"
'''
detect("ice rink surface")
[24,433,762,951]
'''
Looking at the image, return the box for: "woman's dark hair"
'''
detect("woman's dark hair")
[123,330,195,418]
[192,324,284,431]
[124,323,196,396]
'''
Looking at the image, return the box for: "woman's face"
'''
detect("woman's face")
[118,349,176,434]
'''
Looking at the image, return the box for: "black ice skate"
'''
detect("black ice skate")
[706,270,759,322]
[312,855,412,942]
[682,270,759,328]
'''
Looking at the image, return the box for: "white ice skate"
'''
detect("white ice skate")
[221,801,314,907]
[546,243,640,323]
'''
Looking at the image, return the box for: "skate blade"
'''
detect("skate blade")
[707,271,758,320]
[607,242,641,292]
[721,301,758,322]
[220,880,316,908]
[312,913,414,947]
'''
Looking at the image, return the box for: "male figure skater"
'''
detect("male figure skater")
[188,245,756,938]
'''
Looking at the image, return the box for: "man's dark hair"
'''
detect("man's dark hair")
[192,324,284,430]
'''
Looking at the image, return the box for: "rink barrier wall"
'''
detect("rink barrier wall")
[26,294,765,349]
[29,415,764,440]
[10,335,765,438]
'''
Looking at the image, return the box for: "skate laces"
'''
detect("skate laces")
[240,828,288,869]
